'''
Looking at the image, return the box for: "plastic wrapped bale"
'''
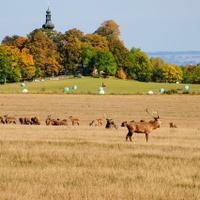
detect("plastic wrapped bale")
[98,87,104,91]
[184,85,189,89]
[72,85,78,89]
[63,87,69,92]
[20,83,25,87]
[159,88,165,93]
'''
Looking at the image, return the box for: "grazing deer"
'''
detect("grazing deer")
[31,117,41,125]
[89,119,103,126]
[169,122,177,128]
[69,116,80,125]
[4,115,17,124]
[121,108,162,142]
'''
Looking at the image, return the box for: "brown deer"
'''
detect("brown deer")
[31,117,41,125]
[4,115,17,124]
[103,114,118,129]
[89,119,103,126]
[69,116,80,125]
[169,122,177,128]
[121,108,162,142]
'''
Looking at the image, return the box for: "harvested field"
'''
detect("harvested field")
[0,94,199,200]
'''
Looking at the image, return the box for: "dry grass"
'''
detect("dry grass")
[0,94,200,200]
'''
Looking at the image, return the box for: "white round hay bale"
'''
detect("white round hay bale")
[20,83,25,87]
[99,90,105,94]
[147,90,154,94]
[176,81,180,84]
[22,89,28,93]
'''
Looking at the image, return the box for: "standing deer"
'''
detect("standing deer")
[69,116,80,125]
[121,108,162,142]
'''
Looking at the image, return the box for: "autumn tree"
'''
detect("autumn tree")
[162,63,183,83]
[27,31,61,77]
[1,35,20,46]
[83,34,109,51]
[0,44,21,83]
[94,20,120,41]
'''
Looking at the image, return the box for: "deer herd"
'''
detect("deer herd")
[0,108,177,142]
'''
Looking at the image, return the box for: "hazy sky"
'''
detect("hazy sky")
[1,0,200,52]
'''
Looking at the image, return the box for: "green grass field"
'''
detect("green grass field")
[1,77,200,94]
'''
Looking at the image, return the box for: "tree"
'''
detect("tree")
[92,50,117,76]
[95,20,120,41]
[18,48,35,80]
[27,31,61,77]
[150,57,166,82]
[0,44,21,83]
[162,63,183,83]
[83,34,109,51]
[129,49,153,82]
[1,35,20,46]
[108,39,131,70]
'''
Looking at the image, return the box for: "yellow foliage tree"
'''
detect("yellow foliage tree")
[117,68,126,79]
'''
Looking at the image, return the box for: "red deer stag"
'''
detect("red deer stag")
[89,119,103,126]
[121,108,162,142]
[69,116,80,126]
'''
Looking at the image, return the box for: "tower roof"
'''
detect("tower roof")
[42,6,55,30]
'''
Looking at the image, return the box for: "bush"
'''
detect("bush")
[164,89,178,94]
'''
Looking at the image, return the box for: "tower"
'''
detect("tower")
[42,6,55,29]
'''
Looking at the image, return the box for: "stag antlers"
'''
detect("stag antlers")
[145,108,160,119]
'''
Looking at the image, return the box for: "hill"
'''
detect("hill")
[146,51,200,65]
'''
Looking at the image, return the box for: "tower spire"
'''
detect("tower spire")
[42,3,55,30]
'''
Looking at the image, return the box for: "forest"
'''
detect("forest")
[1,19,200,84]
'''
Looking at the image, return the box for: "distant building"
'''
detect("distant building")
[42,6,55,29]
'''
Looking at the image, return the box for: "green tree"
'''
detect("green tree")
[92,50,117,76]
[129,49,153,82]
[150,57,166,82]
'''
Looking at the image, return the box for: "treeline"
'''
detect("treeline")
[1,20,200,84]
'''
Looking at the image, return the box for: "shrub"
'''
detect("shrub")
[164,89,178,94]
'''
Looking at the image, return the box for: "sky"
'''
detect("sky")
[1,0,200,52]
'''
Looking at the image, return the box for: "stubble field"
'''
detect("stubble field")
[0,94,200,200]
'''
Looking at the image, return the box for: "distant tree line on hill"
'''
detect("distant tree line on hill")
[1,20,200,84]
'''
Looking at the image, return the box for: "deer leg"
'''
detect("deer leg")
[145,133,149,142]
[126,132,133,142]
